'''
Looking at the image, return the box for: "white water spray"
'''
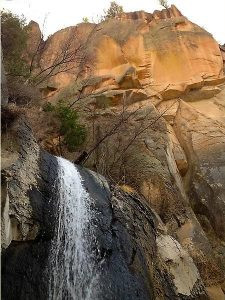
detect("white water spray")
[48,157,98,300]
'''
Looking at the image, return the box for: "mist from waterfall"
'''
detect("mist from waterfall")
[48,157,99,300]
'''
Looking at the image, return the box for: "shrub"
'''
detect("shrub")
[42,101,87,151]
[56,102,86,151]
[82,17,89,23]
[42,102,55,112]
[159,0,169,9]
[102,1,123,21]
[1,10,29,77]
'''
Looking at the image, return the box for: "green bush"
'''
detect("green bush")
[43,101,86,151]
[42,102,55,112]
[159,0,169,9]
[1,10,29,77]
[102,1,123,21]
[82,17,89,23]
[56,102,87,151]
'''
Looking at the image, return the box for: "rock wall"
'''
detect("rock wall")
[27,5,224,100]
[76,89,225,294]
[1,120,209,299]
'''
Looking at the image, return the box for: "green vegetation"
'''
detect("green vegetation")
[82,17,89,23]
[159,0,169,9]
[103,1,123,21]
[43,101,87,151]
[1,10,29,77]
[42,102,55,112]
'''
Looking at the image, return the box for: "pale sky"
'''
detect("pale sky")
[2,0,225,43]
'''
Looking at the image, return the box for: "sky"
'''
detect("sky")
[1,0,225,43]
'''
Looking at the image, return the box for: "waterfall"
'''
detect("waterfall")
[48,157,99,300]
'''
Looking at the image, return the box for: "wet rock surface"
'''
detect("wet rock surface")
[1,122,62,299]
[1,121,209,300]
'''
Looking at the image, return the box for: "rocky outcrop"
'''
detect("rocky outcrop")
[28,5,224,100]
[1,120,210,299]
[115,5,182,22]
[94,6,224,100]
[1,119,42,248]
[174,100,225,238]
[25,21,43,64]
[76,91,225,291]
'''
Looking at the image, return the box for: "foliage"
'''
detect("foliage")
[42,102,55,112]
[82,17,89,23]
[103,1,123,21]
[1,10,29,77]
[43,101,86,151]
[159,0,169,9]
[56,102,87,151]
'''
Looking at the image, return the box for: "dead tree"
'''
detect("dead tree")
[76,95,180,166]
[27,24,99,86]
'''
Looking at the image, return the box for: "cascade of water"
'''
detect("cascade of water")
[48,157,98,300]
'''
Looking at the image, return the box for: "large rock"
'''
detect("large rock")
[1,120,209,299]
[25,21,43,65]
[1,120,43,248]
[27,5,224,100]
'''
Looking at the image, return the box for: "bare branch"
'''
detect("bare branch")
[29,23,99,86]
[79,98,180,166]
[117,99,179,159]
[80,105,141,165]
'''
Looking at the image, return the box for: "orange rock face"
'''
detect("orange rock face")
[28,5,224,100]
[25,21,42,64]
[94,5,224,99]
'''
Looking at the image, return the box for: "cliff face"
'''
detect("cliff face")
[0,120,210,299]
[2,5,225,300]
[95,5,224,99]
[27,5,224,98]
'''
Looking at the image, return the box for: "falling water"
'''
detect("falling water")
[48,157,99,300]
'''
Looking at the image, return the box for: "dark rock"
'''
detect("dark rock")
[1,120,209,299]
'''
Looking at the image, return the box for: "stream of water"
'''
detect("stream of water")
[48,157,98,300]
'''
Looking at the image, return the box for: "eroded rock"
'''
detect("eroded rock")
[2,120,212,299]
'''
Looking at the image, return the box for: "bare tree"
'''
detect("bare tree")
[74,95,180,166]
[27,23,99,87]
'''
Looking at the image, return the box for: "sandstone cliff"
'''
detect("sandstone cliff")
[26,5,224,99]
